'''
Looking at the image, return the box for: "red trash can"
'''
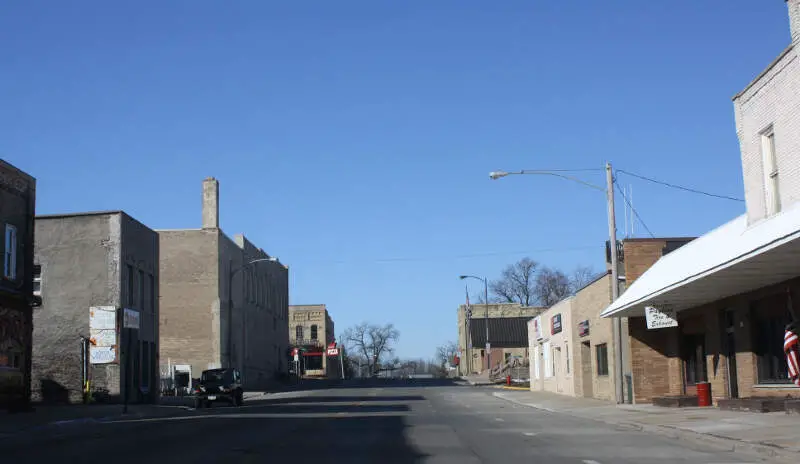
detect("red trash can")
[696,382,712,407]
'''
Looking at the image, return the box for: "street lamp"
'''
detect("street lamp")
[490,163,625,404]
[460,275,490,374]
[228,257,280,369]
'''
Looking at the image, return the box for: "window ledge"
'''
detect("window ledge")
[753,383,799,389]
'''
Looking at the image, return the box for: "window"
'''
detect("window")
[295,325,303,341]
[310,325,318,340]
[596,343,609,376]
[4,224,17,280]
[543,342,552,378]
[752,295,792,383]
[148,274,155,312]
[138,270,144,309]
[565,344,570,374]
[126,264,134,306]
[0,350,21,370]
[33,264,42,297]
[761,127,781,215]
[533,345,540,379]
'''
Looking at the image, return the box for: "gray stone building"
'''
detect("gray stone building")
[158,178,289,391]
[289,304,338,378]
[32,211,159,404]
[0,160,36,411]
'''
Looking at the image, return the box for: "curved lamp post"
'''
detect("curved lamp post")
[460,275,490,373]
[489,163,625,404]
[228,257,280,369]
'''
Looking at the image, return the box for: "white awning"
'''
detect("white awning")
[601,205,800,318]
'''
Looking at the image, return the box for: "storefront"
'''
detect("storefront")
[602,212,800,405]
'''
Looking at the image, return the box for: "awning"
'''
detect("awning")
[601,206,800,318]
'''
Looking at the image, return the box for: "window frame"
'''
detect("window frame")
[761,126,781,215]
[4,224,18,280]
[596,343,609,377]
[33,264,43,297]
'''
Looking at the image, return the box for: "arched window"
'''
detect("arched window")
[296,325,303,340]
[310,325,318,340]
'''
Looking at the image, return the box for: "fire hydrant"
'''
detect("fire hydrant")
[506,375,511,386]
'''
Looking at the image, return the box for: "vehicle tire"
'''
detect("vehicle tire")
[194,398,202,409]
[205,400,211,408]
[237,391,244,406]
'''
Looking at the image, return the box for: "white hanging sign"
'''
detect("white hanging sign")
[645,306,678,329]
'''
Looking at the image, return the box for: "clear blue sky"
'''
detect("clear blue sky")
[1,1,789,359]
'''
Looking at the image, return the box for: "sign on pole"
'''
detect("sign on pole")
[645,306,678,329]
[327,348,339,356]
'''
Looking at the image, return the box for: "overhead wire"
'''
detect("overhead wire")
[614,179,655,238]
[616,169,744,202]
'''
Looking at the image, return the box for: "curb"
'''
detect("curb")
[492,392,797,464]
[494,386,530,391]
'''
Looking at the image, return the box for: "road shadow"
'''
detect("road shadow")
[202,402,412,415]
[339,378,463,389]
[247,395,426,405]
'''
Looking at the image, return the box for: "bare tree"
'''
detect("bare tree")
[534,266,572,307]
[489,257,539,306]
[435,341,459,368]
[569,265,598,294]
[342,322,400,376]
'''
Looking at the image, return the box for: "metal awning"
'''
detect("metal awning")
[601,206,800,318]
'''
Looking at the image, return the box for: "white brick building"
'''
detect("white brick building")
[734,0,800,223]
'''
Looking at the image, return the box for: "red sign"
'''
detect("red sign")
[326,348,340,356]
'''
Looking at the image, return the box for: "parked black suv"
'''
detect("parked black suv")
[194,368,243,408]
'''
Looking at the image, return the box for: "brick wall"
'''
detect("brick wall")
[158,229,220,378]
[734,43,800,224]
[572,273,616,401]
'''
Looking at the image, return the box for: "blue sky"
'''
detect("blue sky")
[1,1,790,359]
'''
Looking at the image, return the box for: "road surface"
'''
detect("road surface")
[0,380,774,463]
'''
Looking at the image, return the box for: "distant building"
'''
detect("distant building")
[456,303,543,375]
[33,211,159,404]
[158,178,289,390]
[0,160,36,411]
[289,304,339,378]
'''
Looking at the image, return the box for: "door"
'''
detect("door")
[681,333,707,396]
[581,341,593,398]
[726,331,739,398]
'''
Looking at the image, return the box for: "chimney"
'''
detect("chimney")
[202,177,219,229]
[789,0,800,43]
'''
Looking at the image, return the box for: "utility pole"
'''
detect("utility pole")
[606,162,625,404]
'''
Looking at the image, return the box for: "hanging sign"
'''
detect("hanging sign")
[645,306,678,329]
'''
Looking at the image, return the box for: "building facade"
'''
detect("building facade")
[530,297,575,396]
[289,304,339,378]
[159,178,289,391]
[0,160,36,411]
[32,211,159,404]
[457,303,542,375]
[602,2,800,405]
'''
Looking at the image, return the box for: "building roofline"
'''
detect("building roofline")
[36,210,124,220]
[154,228,203,232]
[622,237,697,243]
[733,43,794,101]
[0,159,36,183]
[574,270,612,294]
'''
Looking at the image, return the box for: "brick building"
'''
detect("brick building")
[288,304,339,378]
[602,2,800,405]
[457,303,542,375]
[529,271,625,401]
[158,178,289,391]
[33,211,159,404]
[0,160,36,411]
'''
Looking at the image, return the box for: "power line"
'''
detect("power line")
[615,180,655,238]
[289,245,602,265]
[616,169,744,202]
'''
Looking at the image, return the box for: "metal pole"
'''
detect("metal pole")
[606,162,624,404]
[340,352,345,380]
[123,328,130,414]
[484,277,490,373]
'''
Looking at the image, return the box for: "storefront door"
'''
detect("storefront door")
[681,333,707,396]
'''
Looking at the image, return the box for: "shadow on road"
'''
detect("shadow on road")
[247,395,426,405]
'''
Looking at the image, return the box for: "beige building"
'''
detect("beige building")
[457,303,542,375]
[529,272,622,401]
[289,304,339,378]
[158,178,289,390]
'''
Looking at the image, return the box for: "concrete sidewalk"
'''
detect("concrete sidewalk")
[493,388,799,463]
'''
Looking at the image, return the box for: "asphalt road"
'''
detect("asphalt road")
[0,380,775,463]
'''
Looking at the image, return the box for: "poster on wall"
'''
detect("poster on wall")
[533,316,543,340]
[551,314,562,335]
[90,346,116,364]
[89,306,117,364]
[645,306,678,329]
[578,320,590,337]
